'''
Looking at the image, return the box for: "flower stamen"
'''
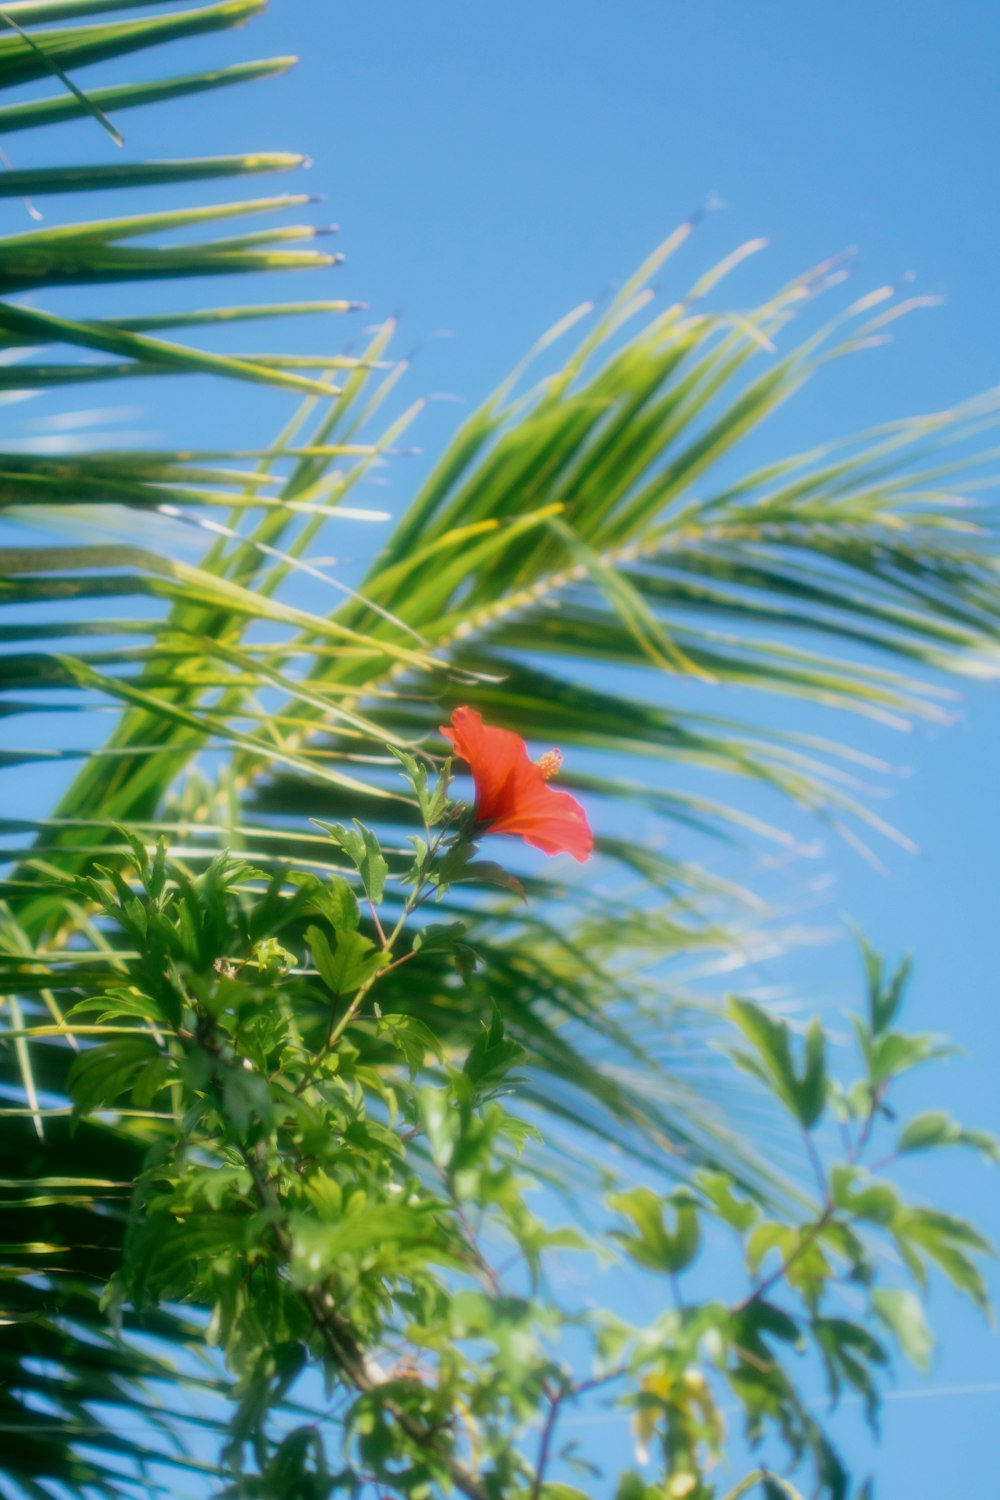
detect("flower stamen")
[535,749,563,781]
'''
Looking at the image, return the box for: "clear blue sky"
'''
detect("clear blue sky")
[5,1,999,1494]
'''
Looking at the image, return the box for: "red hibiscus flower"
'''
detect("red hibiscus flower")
[440,706,593,862]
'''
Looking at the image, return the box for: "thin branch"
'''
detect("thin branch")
[368,899,388,949]
[850,1086,884,1163]
[802,1129,830,1205]
[531,1381,569,1500]
[530,1366,630,1500]
[735,1203,836,1314]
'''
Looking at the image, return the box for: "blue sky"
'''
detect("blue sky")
[4,1,999,1494]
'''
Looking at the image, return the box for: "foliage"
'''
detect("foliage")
[0,4,998,1498]
[6,771,996,1498]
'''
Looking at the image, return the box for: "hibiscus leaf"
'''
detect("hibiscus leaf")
[453,860,526,901]
[463,1001,525,1091]
[287,870,361,931]
[871,1288,934,1371]
[312,820,388,904]
[376,1013,444,1077]
[388,745,452,827]
[727,997,828,1129]
[306,924,387,997]
[411,921,468,954]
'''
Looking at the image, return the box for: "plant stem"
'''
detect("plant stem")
[198,1025,491,1500]
[529,1366,628,1500]
[735,1203,836,1313]
[531,1383,567,1500]
[802,1129,830,1204]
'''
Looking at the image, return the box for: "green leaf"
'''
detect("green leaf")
[375,1013,444,1077]
[0,3,270,91]
[741,1298,803,1347]
[68,1034,164,1114]
[871,1288,934,1370]
[313,820,388,904]
[67,987,163,1025]
[727,998,827,1128]
[306,925,386,997]
[830,1166,900,1226]
[0,6,126,145]
[288,871,361,932]
[746,1220,795,1277]
[891,1206,994,1314]
[453,859,526,901]
[863,1029,957,1087]
[462,1001,525,1091]
[898,1111,1000,1163]
[411,920,468,955]
[220,1060,272,1135]
[0,55,294,134]
[289,1203,448,1267]
[608,1186,701,1274]
[0,152,307,197]
[251,937,296,976]
[694,1169,760,1232]
[388,744,453,827]
[614,1477,657,1500]
[857,938,912,1037]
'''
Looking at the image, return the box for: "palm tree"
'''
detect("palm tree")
[1,5,997,1495]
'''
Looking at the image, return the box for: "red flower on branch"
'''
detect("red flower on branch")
[441,706,594,862]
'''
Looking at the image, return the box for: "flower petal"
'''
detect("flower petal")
[441,706,594,862]
[440,706,526,824]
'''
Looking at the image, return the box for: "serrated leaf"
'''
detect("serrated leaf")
[313,820,388,904]
[462,1001,525,1091]
[68,1034,162,1115]
[893,1207,994,1313]
[388,744,452,826]
[288,871,361,931]
[375,1013,444,1078]
[251,936,296,975]
[411,920,467,955]
[306,924,386,997]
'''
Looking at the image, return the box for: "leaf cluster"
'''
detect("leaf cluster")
[6,814,993,1500]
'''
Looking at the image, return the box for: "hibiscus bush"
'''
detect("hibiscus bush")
[37,731,995,1499]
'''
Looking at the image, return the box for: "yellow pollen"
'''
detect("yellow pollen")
[535,748,562,780]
